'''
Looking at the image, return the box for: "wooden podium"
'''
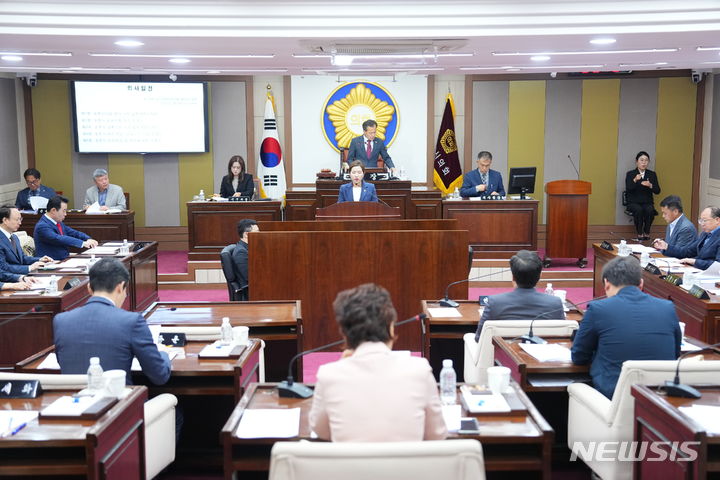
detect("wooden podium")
[315,201,401,220]
[544,180,592,268]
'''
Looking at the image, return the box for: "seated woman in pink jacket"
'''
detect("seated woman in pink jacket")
[309,283,448,442]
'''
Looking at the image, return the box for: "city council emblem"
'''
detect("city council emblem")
[322,81,399,153]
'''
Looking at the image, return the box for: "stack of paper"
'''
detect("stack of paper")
[84,246,120,255]
[679,404,720,434]
[426,307,461,318]
[460,385,511,413]
[41,395,103,416]
[235,408,300,438]
[519,343,572,362]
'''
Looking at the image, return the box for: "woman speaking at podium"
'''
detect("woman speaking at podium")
[337,160,378,203]
[220,155,254,198]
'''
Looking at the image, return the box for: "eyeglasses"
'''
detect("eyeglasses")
[25,179,39,186]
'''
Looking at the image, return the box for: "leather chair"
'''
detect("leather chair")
[0,372,178,480]
[463,320,579,385]
[567,358,720,480]
[269,439,485,480]
[220,244,248,301]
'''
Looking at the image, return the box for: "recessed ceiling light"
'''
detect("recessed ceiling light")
[531,55,551,61]
[169,58,190,64]
[505,68,521,72]
[0,51,71,57]
[696,46,720,51]
[590,38,617,45]
[1,55,23,62]
[206,70,221,74]
[90,53,273,59]
[493,48,677,56]
[114,40,144,47]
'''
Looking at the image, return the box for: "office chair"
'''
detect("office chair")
[220,244,248,301]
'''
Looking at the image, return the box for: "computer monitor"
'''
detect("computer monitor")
[508,167,537,199]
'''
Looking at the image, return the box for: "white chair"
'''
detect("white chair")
[268,439,486,480]
[157,325,266,381]
[0,372,178,480]
[463,320,579,385]
[567,358,720,480]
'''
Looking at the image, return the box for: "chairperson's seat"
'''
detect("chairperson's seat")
[269,439,485,480]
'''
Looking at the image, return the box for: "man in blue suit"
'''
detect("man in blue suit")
[0,268,32,291]
[15,168,56,211]
[572,256,680,399]
[337,161,378,203]
[655,206,720,270]
[33,196,98,260]
[474,250,564,341]
[653,195,697,254]
[53,258,171,385]
[345,119,395,174]
[0,205,53,274]
[460,151,506,197]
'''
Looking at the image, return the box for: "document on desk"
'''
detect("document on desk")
[519,343,572,362]
[84,246,120,255]
[131,350,178,371]
[40,395,103,417]
[38,353,60,369]
[459,386,511,413]
[426,307,462,318]
[235,408,300,438]
[679,405,720,434]
[0,411,38,437]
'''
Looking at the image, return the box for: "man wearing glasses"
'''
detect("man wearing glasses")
[15,168,56,211]
[654,206,720,270]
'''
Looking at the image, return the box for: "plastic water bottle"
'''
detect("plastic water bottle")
[640,251,650,267]
[121,239,129,255]
[453,187,460,199]
[221,317,233,345]
[619,240,629,257]
[198,189,205,201]
[544,283,554,296]
[87,357,103,391]
[439,359,457,405]
[47,275,58,294]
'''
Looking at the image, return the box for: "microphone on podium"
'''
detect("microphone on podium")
[518,295,607,344]
[0,305,43,329]
[439,269,511,308]
[277,313,428,398]
[664,342,720,399]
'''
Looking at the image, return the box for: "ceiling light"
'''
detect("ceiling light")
[696,46,720,51]
[493,48,677,56]
[618,62,668,67]
[293,53,472,59]
[302,67,444,73]
[0,51,71,57]
[505,68,521,72]
[143,68,288,73]
[90,53,274,59]
[590,38,616,45]
[333,55,353,66]
[206,70,221,74]
[531,55,550,61]
[501,64,605,70]
[1,55,23,62]
[459,66,507,71]
[169,58,190,64]
[114,40,144,47]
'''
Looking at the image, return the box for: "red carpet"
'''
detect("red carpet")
[468,286,595,306]
[158,289,229,302]
[158,250,189,274]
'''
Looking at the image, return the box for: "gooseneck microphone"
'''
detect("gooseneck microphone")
[277,313,428,398]
[518,295,607,344]
[0,305,43,329]
[439,269,511,308]
[567,154,580,180]
[664,342,720,399]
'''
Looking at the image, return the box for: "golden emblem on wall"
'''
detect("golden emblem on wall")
[322,82,399,152]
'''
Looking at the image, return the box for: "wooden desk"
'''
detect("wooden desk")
[221,382,553,480]
[0,276,90,368]
[187,201,283,260]
[142,301,302,382]
[442,199,538,256]
[632,384,720,480]
[593,244,720,344]
[0,386,147,479]
[316,179,412,218]
[19,210,136,242]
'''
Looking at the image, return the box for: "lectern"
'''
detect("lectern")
[544,180,592,268]
[315,201,401,220]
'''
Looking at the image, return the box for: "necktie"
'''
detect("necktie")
[10,234,19,256]
[366,140,372,159]
[665,224,672,243]
[481,173,487,185]
[57,222,63,235]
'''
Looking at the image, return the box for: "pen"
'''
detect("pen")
[9,422,27,436]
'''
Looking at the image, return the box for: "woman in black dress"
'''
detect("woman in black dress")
[625,150,661,240]
[220,155,254,198]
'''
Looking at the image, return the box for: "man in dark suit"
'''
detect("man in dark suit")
[0,204,53,274]
[652,195,697,254]
[572,256,680,398]
[655,206,720,270]
[474,250,564,341]
[0,268,32,291]
[460,151,506,197]
[345,119,395,174]
[33,195,98,260]
[53,258,171,385]
[231,219,259,298]
[15,168,56,211]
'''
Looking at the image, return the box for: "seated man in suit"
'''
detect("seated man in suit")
[474,250,564,341]
[654,206,720,270]
[652,195,697,254]
[83,168,126,211]
[460,151,506,197]
[53,258,171,385]
[231,219,259,299]
[337,161,378,203]
[0,204,53,274]
[15,168,56,211]
[345,119,396,175]
[572,256,680,398]
[33,195,98,260]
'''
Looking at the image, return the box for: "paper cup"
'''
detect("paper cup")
[487,366,511,395]
[102,369,126,397]
[679,322,686,339]
[554,290,567,303]
[232,326,249,345]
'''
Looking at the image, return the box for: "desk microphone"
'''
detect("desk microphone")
[518,295,606,344]
[0,305,43,329]
[664,342,720,399]
[567,154,580,180]
[439,269,511,308]
[277,313,427,398]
